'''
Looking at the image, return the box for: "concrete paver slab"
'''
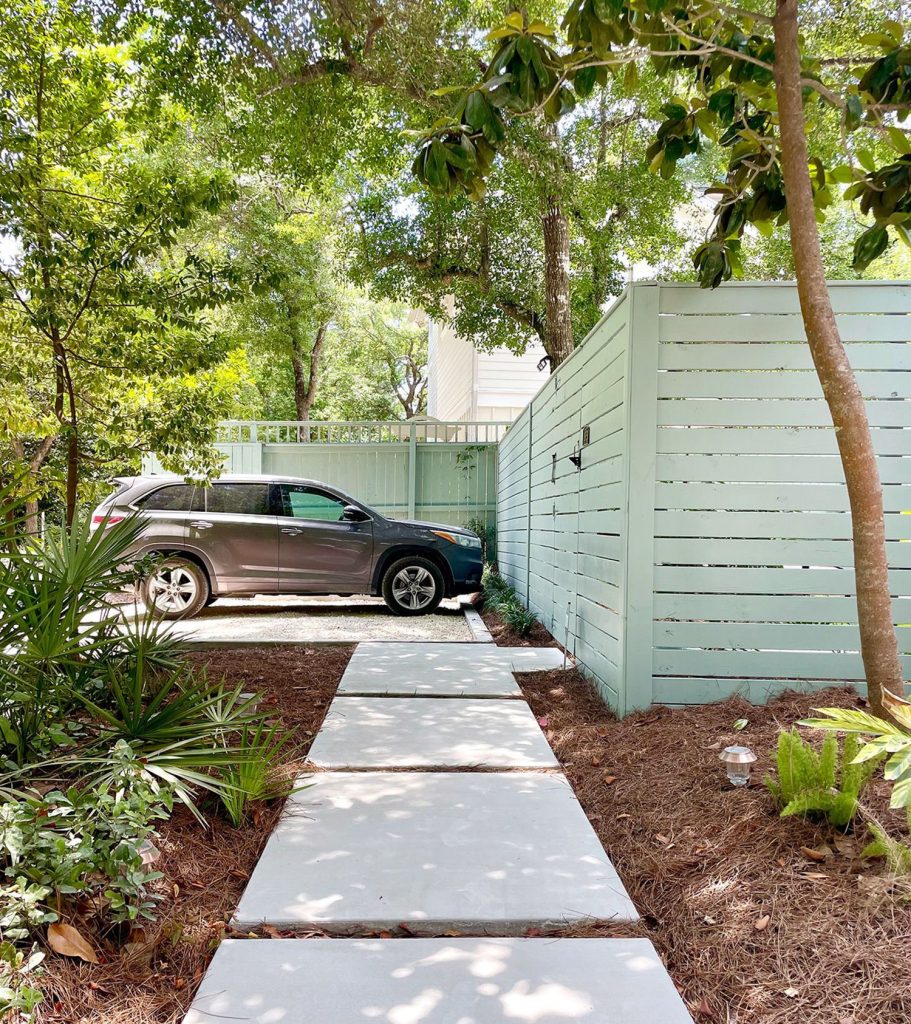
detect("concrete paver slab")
[231,771,637,930]
[308,696,559,768]
[338,642,525,697]
[185,937,692,1024]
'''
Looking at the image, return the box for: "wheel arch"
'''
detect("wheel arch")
[372,545,454,597]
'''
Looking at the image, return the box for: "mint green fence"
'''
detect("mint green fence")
[497,281,911,714]
[146,420,507,533]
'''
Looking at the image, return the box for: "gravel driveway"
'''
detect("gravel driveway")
[110,594,474,644]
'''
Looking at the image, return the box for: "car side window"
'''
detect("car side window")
[204,483,270,516]
[137,484,196,512]
[279,485,347,522]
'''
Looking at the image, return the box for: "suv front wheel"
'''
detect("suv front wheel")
[381,556,444,616]
[141,556,210,620]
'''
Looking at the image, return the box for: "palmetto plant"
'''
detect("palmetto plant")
[0,498,269,819]
[218,719,297,827]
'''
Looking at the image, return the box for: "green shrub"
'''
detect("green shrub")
[500,600,538,637]
[218,720,296,827]
[765,728,881,828]
[481,563,509,597]
[0,942,43,1021]
[464,518,495,561]
[862,819,911,875]
[0,742,172,928]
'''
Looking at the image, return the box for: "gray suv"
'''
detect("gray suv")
[91,475,483,618]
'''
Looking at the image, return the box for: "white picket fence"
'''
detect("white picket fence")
[497,280,911,714]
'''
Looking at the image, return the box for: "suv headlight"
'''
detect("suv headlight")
[432,530,482,549]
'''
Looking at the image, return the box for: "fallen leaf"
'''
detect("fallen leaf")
[174,978,186,991]
[754,914,771,931]
[733,718,749,731]
[783,987,799,999]
[802,871,829,881]
[776,857,786,868]
[655,833,670,845]
[379,931,393,939]
[800,846,827,863]
[833,837,856,858]
[603,774,617,785]
[616,813,632,820]
[590,754,603,766]
[47,923,98,963]
[525,926,543,937]
[703,915,717,925]
[694,995,716,1018]
[537,717,549,727]
[261,925,282,938]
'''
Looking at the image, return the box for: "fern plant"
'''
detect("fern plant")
[765,728,881,828]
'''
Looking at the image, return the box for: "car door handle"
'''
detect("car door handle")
[190,520,213,530]
[281,527,303,536]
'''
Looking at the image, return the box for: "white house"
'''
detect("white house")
[425,315,546,423]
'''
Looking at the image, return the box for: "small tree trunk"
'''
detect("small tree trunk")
[774,0,903,717]
[541,195,574,368]
[291,322,328,421]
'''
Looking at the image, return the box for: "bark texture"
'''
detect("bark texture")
[774,0,903,716]
[541,195,574,368]
[290,321,328,421]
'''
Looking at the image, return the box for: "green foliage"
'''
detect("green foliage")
[766,728,881,828]
[862,819,911,875]
[463,517,495,562]
[481,567,537,636]
[1,742,172,927]
[414,3,911,283]
[801,705,911,818]
[0,1,252,510]
[0,942,44,1021]
[218,721,296,827]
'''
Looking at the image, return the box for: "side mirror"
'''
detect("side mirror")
[342,505,369,523]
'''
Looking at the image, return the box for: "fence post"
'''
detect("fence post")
[407,420,417,519]
[620,283,660,714]
[525,403,533,603]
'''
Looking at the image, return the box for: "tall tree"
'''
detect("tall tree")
[0,1,244,522]
[207,182,339,420]
[410,2,911,718]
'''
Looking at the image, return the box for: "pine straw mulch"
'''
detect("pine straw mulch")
[479,604,563,648]
[33,644,352,1024]
[516,667,911,1024]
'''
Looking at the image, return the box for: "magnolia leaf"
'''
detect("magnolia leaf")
[886,126,911,155]
[526,21,556,36]
[485,25,518,41]
[504,12,524,30]
[47,923,98,963]
[753,220,774,238]
[882,687,911,730]
[828,164,855,184]
[856,148,877,173]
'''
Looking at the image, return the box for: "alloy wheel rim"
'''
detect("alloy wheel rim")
[149,565,198,613]
[391,565,436,610]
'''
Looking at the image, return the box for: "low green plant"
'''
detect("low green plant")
[500,600,538,637]
[0,742,172,927]
[765,728,881,828]
[218,720,295,827]
[862,819,911,875]
[0,942,43,1021]
[481,563,509,597]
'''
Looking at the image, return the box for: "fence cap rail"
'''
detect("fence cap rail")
[216,419,513,444]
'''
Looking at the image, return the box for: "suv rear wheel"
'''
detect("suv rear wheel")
[381,556,444,616]
[142,556,209,620]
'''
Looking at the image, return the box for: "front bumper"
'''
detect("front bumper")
[445,546,484,595]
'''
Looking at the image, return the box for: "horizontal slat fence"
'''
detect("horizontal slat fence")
[498,281,911,714]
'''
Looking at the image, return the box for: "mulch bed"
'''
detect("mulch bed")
[34,645,351,1024]
[479,604,562,648]
[516,666,911,1024]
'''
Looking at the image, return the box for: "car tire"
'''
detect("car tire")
[381,556,444,616]
[141,556,210,620]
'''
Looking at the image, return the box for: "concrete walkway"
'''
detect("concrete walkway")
[184,641,693,1023]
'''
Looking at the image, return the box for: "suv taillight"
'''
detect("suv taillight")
[91,513,125,529]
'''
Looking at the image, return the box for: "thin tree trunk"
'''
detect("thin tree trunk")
[774,0,903,717]
[541,195,574,368]
[291,322,328,421]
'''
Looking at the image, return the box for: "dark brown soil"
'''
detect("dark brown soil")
[516,667,911,1024]
[35,645,351,1024]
